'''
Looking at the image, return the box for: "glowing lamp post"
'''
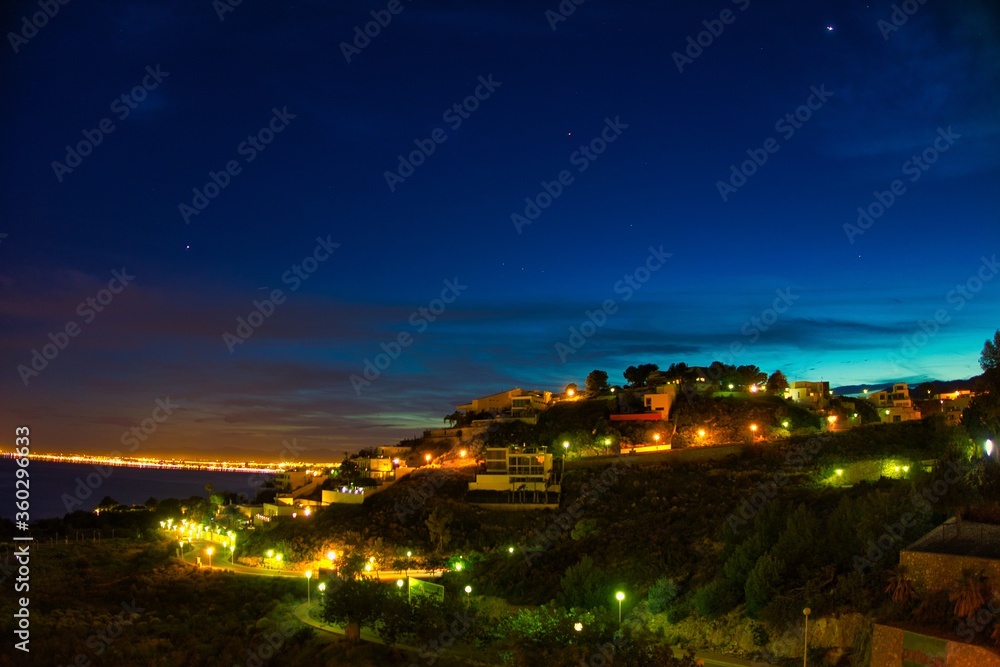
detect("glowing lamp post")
[803,607,811,666]
[615,592,625,626]
[205,547,214,569]
[230,544,235,565]
[750,424,758,441]
[424,453,432,464]
[986,439,994,457]
[305,570,313,603]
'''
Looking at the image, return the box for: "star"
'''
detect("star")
[826,25,835,32]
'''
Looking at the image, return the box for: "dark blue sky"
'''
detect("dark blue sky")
[2,0,998,455]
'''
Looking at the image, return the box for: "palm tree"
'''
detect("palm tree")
[950,569,989,619]
[885,566,916,605]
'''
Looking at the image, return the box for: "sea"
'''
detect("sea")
[0,457,269,521]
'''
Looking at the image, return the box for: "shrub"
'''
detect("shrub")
[647,577,680,614]
[693,580,740,619]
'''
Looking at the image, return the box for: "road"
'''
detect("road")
[177,538,773,666]
[177,539,443,580]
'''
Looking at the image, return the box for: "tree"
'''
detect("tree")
[97,496,120,510]
[965,330,1000,443]
[623,364,659,388]
[744,554,784,617]
[321,576,385,643]
[735,365,767,389]
[981,330,1000,381]
[425,506,452,553]
[885,566,916,605]
[950,569,989,619]
[375,589,412,647]
[766,370,789,395]
[556,555,610,610]
[586,370,610,395]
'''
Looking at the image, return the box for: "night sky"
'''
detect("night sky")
[2,0,998,456]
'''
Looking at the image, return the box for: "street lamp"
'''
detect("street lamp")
[230,544,235,565]
[318,582,326,601]
[615,592,625,626]
[803,607,811,666]
[424,453,432,464]
[305,570,313,603]
[206,547,214,569]
[986,439,994,457]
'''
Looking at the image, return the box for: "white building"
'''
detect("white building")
[468,447,560,495]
